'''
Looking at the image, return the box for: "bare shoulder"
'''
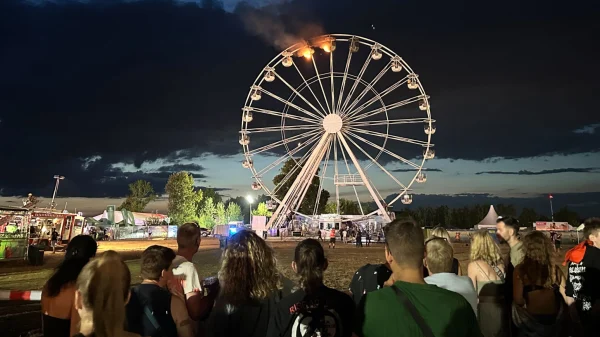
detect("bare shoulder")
[171,293,189,318]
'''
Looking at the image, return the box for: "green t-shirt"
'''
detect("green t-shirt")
[355,281,482,337]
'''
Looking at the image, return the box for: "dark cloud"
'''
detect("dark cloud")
[391,168,442,173]
[0,0,599,197]
[156,164,206,172]
[573,124,600,135]
[475,168,600,176]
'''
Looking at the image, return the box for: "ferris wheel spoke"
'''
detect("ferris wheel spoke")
[346,130,421,170]
[340,51,373,113]
[345,134,408,189]
[274,72,327,120]
[337,133,390,222]
[272,139,321,195]
[337,135,364,215]
[340,62,391,118]
[311,57,333,115]
[249,107,319,124]
[349,127,429,147]
[333,134,340,214]
[248,129,320,156]
[335,47,354,114]
[350,95,426,122]
[350,117,431,128]
[244,124,316,134]
[345,76,409,120]
[261,88,323,121]
[293,63,328,117]
[330,52,336,115]
[312,137,333,215]
[254,133,321,177]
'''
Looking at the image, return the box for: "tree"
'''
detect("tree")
[197,188,221,214]
[339,198,360,215]
[496,204,517,218]
[226,202,242,222]
[165,172,202,225]
[554,206,580,227]
[324,202,337,214]
[118,180,156,212]
[273,159,330,215]
[252,202,273,217]
[215,202,227,225]
[197,197,217,229]
[519,207,538,228]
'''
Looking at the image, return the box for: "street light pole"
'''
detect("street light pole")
[50,175,65,209]
[246,195,254,226]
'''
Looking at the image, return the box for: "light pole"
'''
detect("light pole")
[50,175,65,209]
[549,194,555,222]
[246,195,254,225]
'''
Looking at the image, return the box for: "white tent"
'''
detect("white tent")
[476,206,499,229]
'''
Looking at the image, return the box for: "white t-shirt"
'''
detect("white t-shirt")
[425,272,478,317]
[172,255,203,295]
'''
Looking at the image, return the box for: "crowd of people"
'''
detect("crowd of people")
[38,217,600,337]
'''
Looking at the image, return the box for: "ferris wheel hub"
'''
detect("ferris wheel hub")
[322,114,343,134]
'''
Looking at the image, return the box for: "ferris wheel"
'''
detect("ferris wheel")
[239,34,436,229]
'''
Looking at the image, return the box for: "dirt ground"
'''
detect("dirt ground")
[0,238,572,337]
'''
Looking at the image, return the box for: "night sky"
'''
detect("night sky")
[0,0,599,217]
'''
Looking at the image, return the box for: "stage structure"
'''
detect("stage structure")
[240,34,436,229]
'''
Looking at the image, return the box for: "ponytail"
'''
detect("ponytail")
[76,252,131,337]
[294,239,326,294]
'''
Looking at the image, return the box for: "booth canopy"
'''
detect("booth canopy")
[476,206,500,229]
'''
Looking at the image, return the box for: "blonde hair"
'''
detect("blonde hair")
[430,226,453,253]
[470,230,503,267]
[425,237,454,274]
[76,251,131,337]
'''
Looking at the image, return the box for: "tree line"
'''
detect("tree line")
[396,204,582,229]
[119,167,583,229]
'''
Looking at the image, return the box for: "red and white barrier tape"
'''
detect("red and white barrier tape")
[0,290,42,301]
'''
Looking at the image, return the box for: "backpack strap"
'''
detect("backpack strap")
[391,285,435,337]
[133,286,168,337]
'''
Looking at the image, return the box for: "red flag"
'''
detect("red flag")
[549,194,553,199]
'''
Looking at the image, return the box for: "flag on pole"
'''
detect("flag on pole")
[549,194,553,199]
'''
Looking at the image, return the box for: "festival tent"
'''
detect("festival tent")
[476,205,500,229]
[92,210,168,226]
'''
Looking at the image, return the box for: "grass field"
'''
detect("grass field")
[0,237,569,291]
[0,238,477,291]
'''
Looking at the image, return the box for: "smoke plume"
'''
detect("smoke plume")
[240,5,324,51]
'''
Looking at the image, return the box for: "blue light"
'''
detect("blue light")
[229,227,238,234]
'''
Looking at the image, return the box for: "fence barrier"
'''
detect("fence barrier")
[0,290,41,301]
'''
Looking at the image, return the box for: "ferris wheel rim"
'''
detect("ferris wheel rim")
[240,34,435,215]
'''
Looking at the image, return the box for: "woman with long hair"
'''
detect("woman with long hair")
[268,239,355,337]
[467,230,507,337]
[512,231,568,336]
[41,235,97,337]
[74,251,138,337]
[208,230,295,337]
[424,227,463,276]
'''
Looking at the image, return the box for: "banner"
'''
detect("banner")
[0,237,28,260]
[107,205,115,225]
[534,221,571,231]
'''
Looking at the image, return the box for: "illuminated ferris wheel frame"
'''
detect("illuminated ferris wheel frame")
[239,34,436,229]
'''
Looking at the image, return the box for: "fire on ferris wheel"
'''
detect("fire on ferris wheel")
[239,34,436,229]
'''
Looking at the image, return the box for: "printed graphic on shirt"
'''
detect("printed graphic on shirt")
[289,300,343,337]
[569,262,592,311]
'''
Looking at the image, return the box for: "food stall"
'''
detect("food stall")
[29,209,85,245]
[0,206,30,260]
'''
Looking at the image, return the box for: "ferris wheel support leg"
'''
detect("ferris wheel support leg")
[266,134,331,229]
[336,133,392,223]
